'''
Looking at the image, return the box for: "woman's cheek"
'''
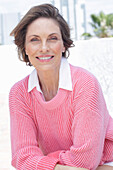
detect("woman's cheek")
[51,42,64,53]
[26,44,39,56]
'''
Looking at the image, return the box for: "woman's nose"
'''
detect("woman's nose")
[40,41,49,53]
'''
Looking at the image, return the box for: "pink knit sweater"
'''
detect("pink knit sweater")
[9,64,113,170]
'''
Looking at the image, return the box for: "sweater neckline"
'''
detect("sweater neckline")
[32,87,69,110]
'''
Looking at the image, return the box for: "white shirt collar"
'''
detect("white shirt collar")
[28,58,72,93]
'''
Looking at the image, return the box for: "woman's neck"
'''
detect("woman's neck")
[37,68,59,101]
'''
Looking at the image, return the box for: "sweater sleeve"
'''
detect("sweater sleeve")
[58,74,109,170]
[9,81,59,170]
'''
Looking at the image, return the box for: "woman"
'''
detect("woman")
[9,3,113,170]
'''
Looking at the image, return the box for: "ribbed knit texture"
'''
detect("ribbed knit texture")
[9,65,113,170]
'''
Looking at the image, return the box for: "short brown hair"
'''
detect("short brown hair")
[10,3,74,66]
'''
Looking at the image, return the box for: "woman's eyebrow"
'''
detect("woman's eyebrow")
[28,35,40,37]
[27,33,60,38]
[48,33,61,38]
[49,33,59,36]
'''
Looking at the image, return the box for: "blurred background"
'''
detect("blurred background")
[0,0,113,169]
[0,0,113,44]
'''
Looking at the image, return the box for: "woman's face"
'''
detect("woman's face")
[25,17,65,72]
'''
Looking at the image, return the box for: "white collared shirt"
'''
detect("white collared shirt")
[28,58,72,93]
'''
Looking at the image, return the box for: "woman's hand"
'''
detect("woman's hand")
[54,164,88,170]
[54,164,67,170]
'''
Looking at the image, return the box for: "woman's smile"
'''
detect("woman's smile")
[36,55,54,62]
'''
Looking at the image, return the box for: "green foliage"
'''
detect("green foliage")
[82,11,113,39]
[81,33,92,40]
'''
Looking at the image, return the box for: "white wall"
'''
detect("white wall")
[0,44,33,94]
[68,37,113,116]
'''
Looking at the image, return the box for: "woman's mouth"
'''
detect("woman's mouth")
[36,55,54,62]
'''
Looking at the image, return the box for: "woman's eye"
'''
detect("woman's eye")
[31,38,40,42]
[49,37,58,41]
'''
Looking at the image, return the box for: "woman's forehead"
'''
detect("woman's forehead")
[26,17,61,36]
[28,17,59,28]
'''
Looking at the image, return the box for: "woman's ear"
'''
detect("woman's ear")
[62,46,65,53]
[25,47,28,55]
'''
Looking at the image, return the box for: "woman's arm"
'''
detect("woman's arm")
[54,164,113,170]
[9,82,59,170]
[54,75,109,170]
[96,165,113,170]
[54,164,88,170]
